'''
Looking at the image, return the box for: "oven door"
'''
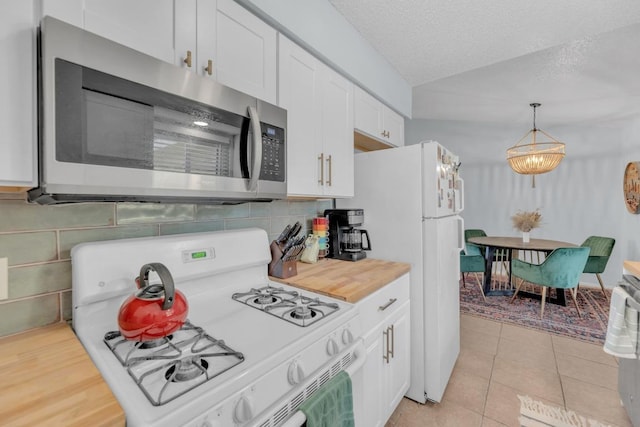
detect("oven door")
[262,339,366,427]
[33,16,286,204]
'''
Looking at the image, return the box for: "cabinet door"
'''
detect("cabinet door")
[354,86,382,139]
[277,35,323,197]
[382,106,405,147]
[361,329,385,427]
[321,67,354,198]
[0,0,36,188]
[385,302,411,420]
[215,0,276,104]
[83,0,179,64]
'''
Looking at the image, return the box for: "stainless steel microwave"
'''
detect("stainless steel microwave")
[29,16,286,204]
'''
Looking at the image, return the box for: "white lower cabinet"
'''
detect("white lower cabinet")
[357,273,410,426]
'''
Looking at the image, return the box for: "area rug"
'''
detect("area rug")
[518,395,613,427]
[460,276,611,344]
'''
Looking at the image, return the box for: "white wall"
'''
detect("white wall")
[406,116,640,287]
[235,0,412,118]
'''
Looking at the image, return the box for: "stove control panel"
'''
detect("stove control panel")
[181,247,215,263]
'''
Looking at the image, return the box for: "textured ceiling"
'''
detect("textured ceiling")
[329,0,640,124]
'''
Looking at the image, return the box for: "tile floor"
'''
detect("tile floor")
[385,314,633,427]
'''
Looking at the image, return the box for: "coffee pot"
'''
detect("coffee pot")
[324,209,372,261]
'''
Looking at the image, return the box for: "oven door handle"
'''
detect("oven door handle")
[280,339,366,427]
[247,106,262,192]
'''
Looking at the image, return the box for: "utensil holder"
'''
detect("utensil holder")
[268,240,298,279]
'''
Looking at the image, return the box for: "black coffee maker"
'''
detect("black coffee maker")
[324,209,371,261]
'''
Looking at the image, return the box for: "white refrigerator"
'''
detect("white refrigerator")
[337,141,464,403]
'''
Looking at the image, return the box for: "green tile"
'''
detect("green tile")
[59,225,158,259]
[224,218,270,232]
[288,200,315,215]
[9,262,72,299]
[61,290,72,321]
[0,232,57,265]
[249,202,272,217]
[196,204,251,220]
[160,221,225,235]
[316,199,333,215]
[269,200,291,216]
[116,203,195,224]
[0,201,115,232]
[0,294,60,337]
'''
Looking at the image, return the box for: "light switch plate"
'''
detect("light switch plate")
[0,258,7,300]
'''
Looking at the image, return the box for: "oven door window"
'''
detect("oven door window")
[55,58,247,178]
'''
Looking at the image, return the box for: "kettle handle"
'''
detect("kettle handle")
[138,263,175,310]
[360,230,372,251]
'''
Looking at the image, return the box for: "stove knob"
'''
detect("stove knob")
[326,338,339,356]
[233,396,254,424]
[287,360,306,385]
[342,329,354,345]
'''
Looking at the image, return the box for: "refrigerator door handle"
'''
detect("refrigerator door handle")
[456,178,465,213]
[456,216,465,251]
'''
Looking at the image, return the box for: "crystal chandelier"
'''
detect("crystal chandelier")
[507,103,565,188]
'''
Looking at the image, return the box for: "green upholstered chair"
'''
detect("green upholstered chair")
[460,243,486,301]
[580,236,615,300]
[510,247,590,319]
[464,228,510,283]
[465,229,487,241]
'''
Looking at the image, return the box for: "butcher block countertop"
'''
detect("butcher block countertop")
[624,260,640,277]
[271,258,411,303]
[0,323,124,426]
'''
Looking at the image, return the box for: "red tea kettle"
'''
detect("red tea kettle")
[117,262,188,342]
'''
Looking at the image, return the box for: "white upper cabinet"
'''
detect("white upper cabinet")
[0,0,36,188]
[214,0,277,104]
[278,35,353,198]
[40,0,276,104]
[354,86,405,147]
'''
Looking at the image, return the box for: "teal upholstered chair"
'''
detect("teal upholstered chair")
[510,247,590,318]
[464,228,510,283]
[580,236,615,300]
[460,243,486,301]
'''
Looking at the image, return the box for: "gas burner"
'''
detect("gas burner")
[235,288,341,327]
[290,304,316,320]
[232,286,299,308]
[103,320,244,406]
[165,357,209,382]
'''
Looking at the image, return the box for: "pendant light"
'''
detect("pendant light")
[507,103,565,188]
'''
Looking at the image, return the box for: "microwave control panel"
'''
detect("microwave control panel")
[260,124,285,182]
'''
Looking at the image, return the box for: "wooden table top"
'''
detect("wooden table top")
[468,236,577,251]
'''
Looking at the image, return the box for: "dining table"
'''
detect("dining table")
[467,236,577,305]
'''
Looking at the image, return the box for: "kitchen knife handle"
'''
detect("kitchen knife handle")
[318,153,324,185]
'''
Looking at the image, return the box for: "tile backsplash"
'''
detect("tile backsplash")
[0,196,332,337]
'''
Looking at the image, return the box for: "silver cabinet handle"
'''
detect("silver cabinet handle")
[325,155,332,186]
[317,153,324,185]
[247,106,262,192]
[378,298,397,311]
[389,324,395,359]
[383,327,390,364]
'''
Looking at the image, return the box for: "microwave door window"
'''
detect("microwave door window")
[83,90,154,168]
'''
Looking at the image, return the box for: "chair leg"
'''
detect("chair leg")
[475,273,487,302]
[510,278,524,303]
[461,272,466,288]
[596,274,609,301]
[569,288,582,318]
[540,286,547,319]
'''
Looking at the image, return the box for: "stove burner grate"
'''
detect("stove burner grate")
[233,287,340,327]
[103,320,244,406]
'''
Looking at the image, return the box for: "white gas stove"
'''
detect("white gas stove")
[71,228,364,427]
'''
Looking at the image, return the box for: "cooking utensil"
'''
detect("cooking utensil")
[276,224,291,243]
[117,262,189,342]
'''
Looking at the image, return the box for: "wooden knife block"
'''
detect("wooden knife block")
[268,240,298,279]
